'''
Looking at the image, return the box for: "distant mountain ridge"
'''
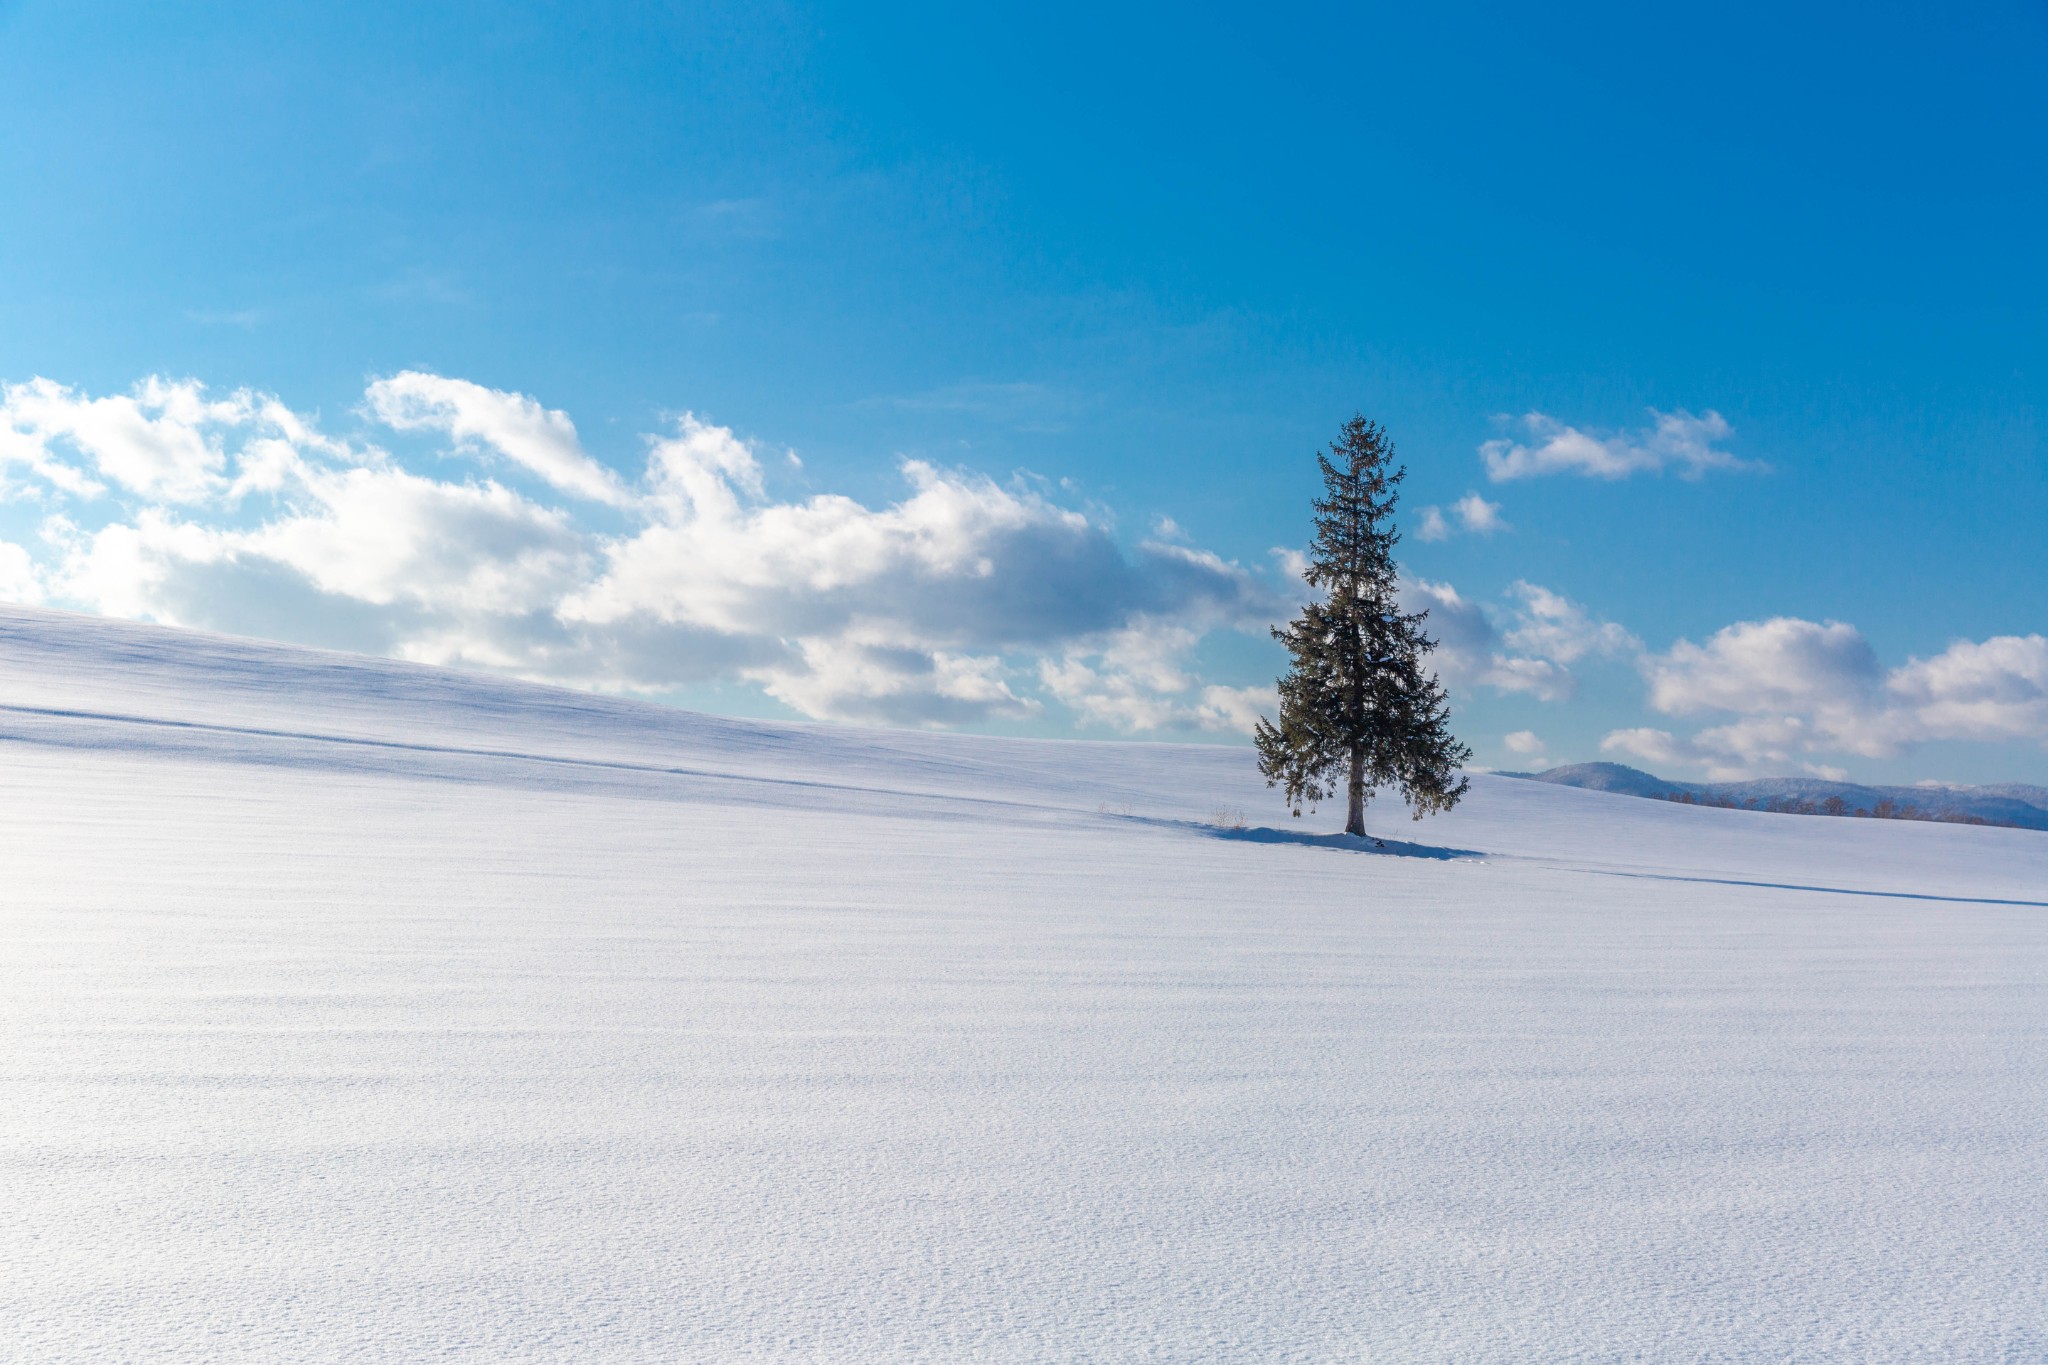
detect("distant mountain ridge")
[1504,762,2048,832]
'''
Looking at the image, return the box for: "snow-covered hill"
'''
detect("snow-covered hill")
[3,605,2045,1361]
[1511,760,2048,831]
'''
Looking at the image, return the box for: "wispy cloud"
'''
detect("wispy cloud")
[870,380,1080,432]
[365,371,628,505]
[184,308,267,329]
[371,268,473,307]
[1482,409,1753,481]
[689,197,779,241]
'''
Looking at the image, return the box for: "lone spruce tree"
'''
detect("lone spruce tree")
[1255,416,1471,837]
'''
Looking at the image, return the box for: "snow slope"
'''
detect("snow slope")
[2,605,2044,1362]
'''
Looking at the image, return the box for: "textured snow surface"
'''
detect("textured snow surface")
[2,605,2045,1363]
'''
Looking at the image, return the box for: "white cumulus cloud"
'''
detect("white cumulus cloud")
[0,538,42,604]
[3,371,1286,733]
[1616,619,2048,777]
[1037,620,1277,735]
[1645,617,1880,716]
[1503,581,1640,666]
[1885,634,2048,746]
[1453,492,1506,534]
[0,376,272,503]
[1413,492,1506,543]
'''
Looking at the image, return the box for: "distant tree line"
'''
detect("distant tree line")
[1663,790,2022,829]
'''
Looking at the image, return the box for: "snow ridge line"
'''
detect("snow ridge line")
[0,701,1107,826]
[1577,865,2048,909]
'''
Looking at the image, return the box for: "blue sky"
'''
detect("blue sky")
[1,0,2043,782]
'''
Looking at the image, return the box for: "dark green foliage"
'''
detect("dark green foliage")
[1255,416,1471,837]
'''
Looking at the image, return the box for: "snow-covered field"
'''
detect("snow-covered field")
[3,604,2044,1363]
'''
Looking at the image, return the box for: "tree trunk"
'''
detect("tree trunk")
[1345,744,1366,837]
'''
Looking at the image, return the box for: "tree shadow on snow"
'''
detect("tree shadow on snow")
[1206,824,1482,860]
